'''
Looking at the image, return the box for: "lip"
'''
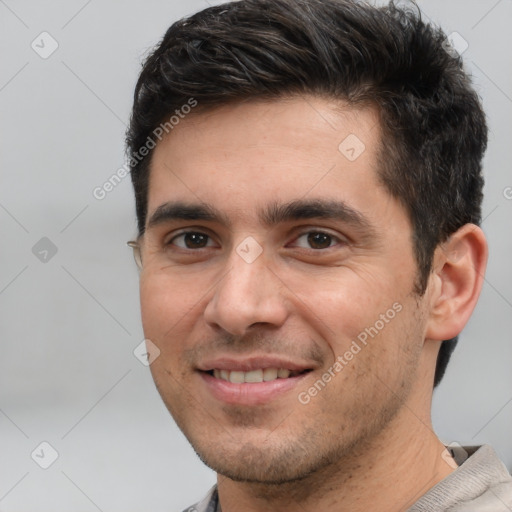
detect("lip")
[197,355,314,373]
[199,370,310,406]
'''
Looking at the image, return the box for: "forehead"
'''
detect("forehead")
[147,96,386,222]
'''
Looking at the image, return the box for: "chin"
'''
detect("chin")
[190,432,340,485]
[199,453,314,484]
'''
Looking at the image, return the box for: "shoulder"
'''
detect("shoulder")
[181,485,219,512]
[409,445,512,511]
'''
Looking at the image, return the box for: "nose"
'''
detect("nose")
[203,245,289,336]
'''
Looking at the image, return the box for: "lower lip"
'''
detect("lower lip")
[199,372,309,406]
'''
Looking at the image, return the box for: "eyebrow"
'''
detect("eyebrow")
[146,198,376,237]
[147,202,230,229]
[261,199,374,232]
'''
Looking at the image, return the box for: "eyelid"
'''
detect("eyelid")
[165,228,219,248]
[163,226,348,250]
[286,227,349,248]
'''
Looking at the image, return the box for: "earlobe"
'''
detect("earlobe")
[425,224,488,341]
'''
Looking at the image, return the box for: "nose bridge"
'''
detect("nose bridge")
[230,239,270,295]
[204,240,288,335]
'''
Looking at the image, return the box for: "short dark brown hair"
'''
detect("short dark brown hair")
[126,0,487,387]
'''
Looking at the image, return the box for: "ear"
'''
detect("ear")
[425,224,488,341]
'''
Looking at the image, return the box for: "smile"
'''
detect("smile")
[209,368,307,383]
[199,367,313,406]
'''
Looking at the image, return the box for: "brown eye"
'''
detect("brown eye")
[307,232,333,249]
[170,232,213,249]
[290,231,340,250]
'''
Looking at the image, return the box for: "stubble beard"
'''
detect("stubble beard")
[182,365,417,494]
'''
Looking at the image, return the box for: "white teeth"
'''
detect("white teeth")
[263,368,278,381]
[212,368,297,383]
[229,371,245,384]
[278,368,291,378]
[244,369,263,383]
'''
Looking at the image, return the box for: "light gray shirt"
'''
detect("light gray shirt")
[183,445,512,512]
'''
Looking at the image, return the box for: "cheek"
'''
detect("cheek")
[140,271,215,375]
[286,266,406,354]
[140,275,194,397]
[140,275,167,336]
[320,299,422,416]
[140,273,194,346]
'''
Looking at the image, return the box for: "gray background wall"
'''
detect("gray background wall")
[0,0,511,510]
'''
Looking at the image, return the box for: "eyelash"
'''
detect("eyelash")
[166,229,346,251]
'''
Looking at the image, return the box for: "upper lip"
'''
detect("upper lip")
[197,355,316,373]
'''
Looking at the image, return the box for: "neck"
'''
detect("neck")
[217,372,455,511]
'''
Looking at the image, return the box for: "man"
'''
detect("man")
[126,0,512,510]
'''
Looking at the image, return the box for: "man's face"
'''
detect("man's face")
[139,97,430,483]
